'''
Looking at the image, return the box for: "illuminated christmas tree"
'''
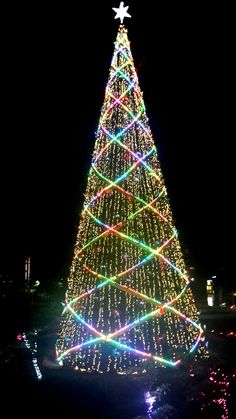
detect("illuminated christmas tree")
[56,3,205,373]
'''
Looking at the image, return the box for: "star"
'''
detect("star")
[112,2,131,24]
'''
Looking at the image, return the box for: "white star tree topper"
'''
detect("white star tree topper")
[112,2,131,24]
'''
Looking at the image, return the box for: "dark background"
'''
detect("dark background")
[1,1,234,291]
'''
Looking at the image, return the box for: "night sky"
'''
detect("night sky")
[1,2,234,290]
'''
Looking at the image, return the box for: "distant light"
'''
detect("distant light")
[190,277,194,282]
[207,296,213,306]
